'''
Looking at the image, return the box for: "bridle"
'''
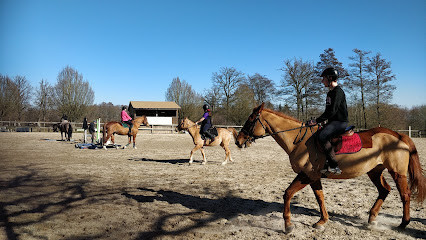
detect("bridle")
[240,112,312,146]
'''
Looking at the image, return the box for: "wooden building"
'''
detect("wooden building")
[128,101,181,125]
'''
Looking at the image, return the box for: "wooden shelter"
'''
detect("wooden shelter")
[128,101,181,125]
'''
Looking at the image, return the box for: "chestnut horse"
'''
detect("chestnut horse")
[102,116,149,149]
[177,117,238,165]
[235,103,425,233]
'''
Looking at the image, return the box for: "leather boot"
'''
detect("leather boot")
[320,141,342,175]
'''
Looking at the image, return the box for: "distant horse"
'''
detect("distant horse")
[53,121,73,141]
[102,116,149,149]
[235,103,426,233]
[177,117,238,165]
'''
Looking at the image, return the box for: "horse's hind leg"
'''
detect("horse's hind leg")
[367,165,391,225]
[389,170,411,229]
[220,142,231,165]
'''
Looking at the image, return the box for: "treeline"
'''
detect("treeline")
[1,48,425,130]
[166,48,425,130]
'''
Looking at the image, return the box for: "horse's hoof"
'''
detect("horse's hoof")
[313,223,325,231]
[133,146,137,149]
[123,145,127,149]
[103,146,107,150]
[221,161,227,165]
[285,224,295,234]
[201,162,206,165]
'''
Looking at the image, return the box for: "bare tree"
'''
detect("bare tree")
[246,73,275,105]
[348,49,371,129]
[279,58,314,120]
[53,66,94,121]
[165,77,202,120]
[0,75,15,120]
[12,75,33,120]
[212,67,245,123]
[35,79,54,122]
[366,53,396,126]
[230,83,256,125]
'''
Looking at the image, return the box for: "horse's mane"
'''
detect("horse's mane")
[263,108,301,123]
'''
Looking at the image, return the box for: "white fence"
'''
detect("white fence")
[0,121,424,137]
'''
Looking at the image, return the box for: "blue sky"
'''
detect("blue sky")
[1,0,425,108]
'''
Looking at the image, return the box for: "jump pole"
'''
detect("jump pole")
[97,118,101,143]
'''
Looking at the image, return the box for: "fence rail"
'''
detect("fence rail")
[0,121,424,137]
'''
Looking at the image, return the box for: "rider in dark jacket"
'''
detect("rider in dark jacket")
[307,67,348,175]
[196,104,215,142]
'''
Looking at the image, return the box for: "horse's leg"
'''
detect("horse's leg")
[389,170,411,229]
[132,134,137,149]
[220,142,231,165]
[189,145,202,165]
[200,147,207,165]
[367,165,391,226]
[283,172,312,233]
[310,179,329,230]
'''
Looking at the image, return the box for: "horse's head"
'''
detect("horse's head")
[52,124,59,132]
[135,116,150,127]
[177,117,189,131]
[236,103,267,148]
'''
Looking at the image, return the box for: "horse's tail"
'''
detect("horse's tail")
[401,133,426,203]
[103,123,107,145]
[228,127,238,139]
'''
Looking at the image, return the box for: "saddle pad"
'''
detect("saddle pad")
[335,133,362,155]
[122,123,129,128]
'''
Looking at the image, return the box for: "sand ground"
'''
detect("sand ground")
[0,132,425,240]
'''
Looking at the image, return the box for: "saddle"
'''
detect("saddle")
[316,126,363,155]
[200,127,218,140]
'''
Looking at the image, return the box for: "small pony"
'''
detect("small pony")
[177,117,238,165]
[102,116,149,149]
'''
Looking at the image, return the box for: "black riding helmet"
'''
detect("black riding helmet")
[122,106,127,110]
[203,104,210,111]
[320,67,338,81]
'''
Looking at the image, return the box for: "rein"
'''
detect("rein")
[242,114,313,145]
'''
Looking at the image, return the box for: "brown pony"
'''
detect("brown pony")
[236,103,425,233]
[177,117,238,165]
[102,116,149,149]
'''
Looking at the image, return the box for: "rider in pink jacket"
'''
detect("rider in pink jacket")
[121,106,133,136]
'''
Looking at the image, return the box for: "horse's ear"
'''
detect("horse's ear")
[254,103,265,114]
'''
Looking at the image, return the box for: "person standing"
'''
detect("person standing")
[83,117,88,143]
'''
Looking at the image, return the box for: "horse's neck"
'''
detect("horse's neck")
[262,111,304,154]
[185,121,199,139]
[133,117,144,127]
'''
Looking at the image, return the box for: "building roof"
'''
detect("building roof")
[129,101,181,109]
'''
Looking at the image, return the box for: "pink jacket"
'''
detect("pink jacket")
[121,110,132,122]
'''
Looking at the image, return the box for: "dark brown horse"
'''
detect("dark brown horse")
[102,116,149,149]
[53,121,73,141]
[235,103,425,233]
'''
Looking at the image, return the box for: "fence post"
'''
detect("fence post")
[409,126,411,138]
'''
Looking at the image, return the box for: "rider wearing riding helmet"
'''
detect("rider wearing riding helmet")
[306,67,348,175]
[121,106,133,136]
[196,104,215,142]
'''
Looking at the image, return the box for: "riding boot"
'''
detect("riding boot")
[204,131,215,142]
[128,128,131,136]
[321,140,342,175]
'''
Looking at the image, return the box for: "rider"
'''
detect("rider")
[307,67,348,175]
[121,106,133,136]
[195,104,215,142]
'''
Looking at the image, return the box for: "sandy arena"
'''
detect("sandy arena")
[0,132,425,240]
